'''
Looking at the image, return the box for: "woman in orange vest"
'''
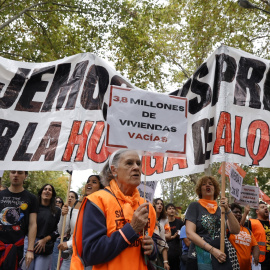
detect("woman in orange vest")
[70,149,157,270]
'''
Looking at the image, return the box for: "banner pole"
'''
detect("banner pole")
[56,172,72,270]
[143,153,147,237]
[220,161,226,253]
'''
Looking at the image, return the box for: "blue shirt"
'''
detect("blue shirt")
[180,225,188,253]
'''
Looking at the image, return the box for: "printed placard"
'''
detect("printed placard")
[106,86,188,156]
[229,166,243,200]
[137,181,157,203]
[235,185,260,209]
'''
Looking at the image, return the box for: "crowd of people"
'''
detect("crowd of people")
[0,150,269,270]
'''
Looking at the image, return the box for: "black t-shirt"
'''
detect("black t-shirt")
[36,205,61,242]
[167,218,184,258]
[185,201,221,259]
[0,189,38,244]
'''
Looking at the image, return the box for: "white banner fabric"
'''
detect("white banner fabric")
[1,45,270,181]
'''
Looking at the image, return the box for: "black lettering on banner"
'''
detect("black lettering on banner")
[192,118,214,165]
[13,123,38,161]
[110,75,133,89]
[0,119,20,160]
[81,65,109,110]
[0,68,31,109]
[144,181,156,190]
[42,61,89,112]
[212,54,237,106]
[234,57,266,109]
[15,66,55,112]
[230,169,242,185]
[263,68,270,111]
[31,122,62,161]
[179,78,192,98]
[189,63,212,114]
[231,187,239,197]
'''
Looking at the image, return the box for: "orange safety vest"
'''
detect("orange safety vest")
[250,219,267,263]
[70,188,156,270]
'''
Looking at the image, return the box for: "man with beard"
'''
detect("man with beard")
[245,201,270,270]
[0,171,38,270]
[165,203,184,270]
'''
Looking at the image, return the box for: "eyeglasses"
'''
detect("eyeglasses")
[56,200,62,203]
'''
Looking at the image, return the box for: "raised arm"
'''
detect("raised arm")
[240,205,250,226]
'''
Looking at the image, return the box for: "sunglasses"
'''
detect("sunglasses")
[56,200,63,203]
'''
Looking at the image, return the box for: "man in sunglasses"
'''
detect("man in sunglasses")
[0,171,38,270]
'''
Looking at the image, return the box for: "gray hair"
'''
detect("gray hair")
[100,149,133,187]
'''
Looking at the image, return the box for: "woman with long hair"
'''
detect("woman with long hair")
[153,198,170,270]
[22,184,61,270]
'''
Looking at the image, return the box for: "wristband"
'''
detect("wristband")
[27,250,34,252]
[119,229,131,245]
[225,209,232,215]
[208,247,214,254]
[163,261,169,263]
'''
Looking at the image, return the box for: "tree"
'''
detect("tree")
[76,181,86,199]
[160,162,270,212]
[1,0,269,92]
[1,170,68,198]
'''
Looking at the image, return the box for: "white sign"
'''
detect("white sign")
[235,185,260,209]
[106,86,188,156]
[0,171,3,177]
[137,181,157,203]
[229,166,243,200]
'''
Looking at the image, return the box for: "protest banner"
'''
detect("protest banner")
[255,177,270,205]
[218,162,246,178]
[106,86,187,156]
[229,166,243,200]
[137,181,157,203]
[235,185,260,208]
[1,45,270,180]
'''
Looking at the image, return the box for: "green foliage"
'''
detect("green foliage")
[159,177,198,213]
[76,181,86,199]
[1,0,269,92]
[160,162,270,211]
[1,171,68,199]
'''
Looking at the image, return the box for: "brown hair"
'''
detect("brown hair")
[195,176,220,200]
[153,198,167,220]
